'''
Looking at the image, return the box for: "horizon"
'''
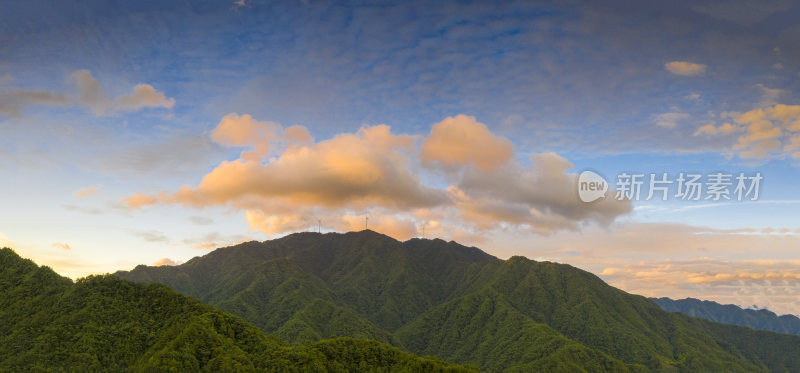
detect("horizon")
[4,228,799,318]
[3,0,800,317]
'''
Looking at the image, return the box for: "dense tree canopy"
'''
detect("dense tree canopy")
[0,247,476,372]
[117,231,800,372]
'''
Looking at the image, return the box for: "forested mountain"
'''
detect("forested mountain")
[0,247,476,372]
[653,297,800,336]
[117,230,800,372]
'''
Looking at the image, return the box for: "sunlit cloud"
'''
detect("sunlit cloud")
[696,104,800,159]
[74,186,101,198]
[153,257,179,266]
[497,221,800,315]
[664,61,707,76]
[124,114,632,238]
[420,114,513,172]
[51,243,72,250]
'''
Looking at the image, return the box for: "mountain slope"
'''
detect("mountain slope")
[0,247,476,372]
[117,230,800,372]
[654,297,800,336]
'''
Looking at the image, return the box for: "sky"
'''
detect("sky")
[2,0,800,315]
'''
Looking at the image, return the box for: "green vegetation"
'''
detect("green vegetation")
[654,297,800,336]
[0,247,476,372]
[117,230,800,372]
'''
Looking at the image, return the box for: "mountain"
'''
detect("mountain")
[653,297,800,336]
[0,247,476,372]
[117,230,800,372]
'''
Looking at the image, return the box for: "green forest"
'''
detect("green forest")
[115,230,800,372]
[0,247,475,372]
[4,231,800,372]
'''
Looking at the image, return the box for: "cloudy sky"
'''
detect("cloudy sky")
[3,0,800,315]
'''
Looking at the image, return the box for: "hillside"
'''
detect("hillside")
[653,297,800,336]
[0,247,476,372]
[117,230,800,372]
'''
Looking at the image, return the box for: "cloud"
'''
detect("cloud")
[132,230,170,243]
[124,193,158,209]
[733,104,800,159]
[654,112,689,128]
[342,213,418,241]
[450,152,632,233]
[74,186,101,198]
[495,221,800,316]
[421,114,513,172]
[153,258,179,266]
[693,104,800,159]
[598,257,800,316]
[52,243,72,250]
[124,114,632,238]
[694,123,739,136]
[0,70,173,118]
[0,89,70,117]
[132,118,445,213]
[0,232,16,248]
[664,61,707,76]
[210,113,283,161]
[69,70,174,116]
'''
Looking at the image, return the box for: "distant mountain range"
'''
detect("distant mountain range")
[0,247,475,371]
[116,230,800,372]
[653,297,800,336]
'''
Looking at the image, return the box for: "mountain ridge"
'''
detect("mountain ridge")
[653,297,800,336]
[0,246,477,372]
[117,230,800,372]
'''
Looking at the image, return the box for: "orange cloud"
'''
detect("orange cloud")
[165,125,445,210]
[421,114,513,172]
[52,243,72,250]
[694,123,738,136]
[664,61,707,76]
[342,213,418,241]
[125,114,632,237]
[74,186,100,198]
[733,104,800,159]
[211,113,283,161]
[124,193,159,209]
[153,258,178,266]
[695,104,800,159]
[284,124,314,146]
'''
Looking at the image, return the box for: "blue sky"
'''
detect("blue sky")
[3,0,800,315]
